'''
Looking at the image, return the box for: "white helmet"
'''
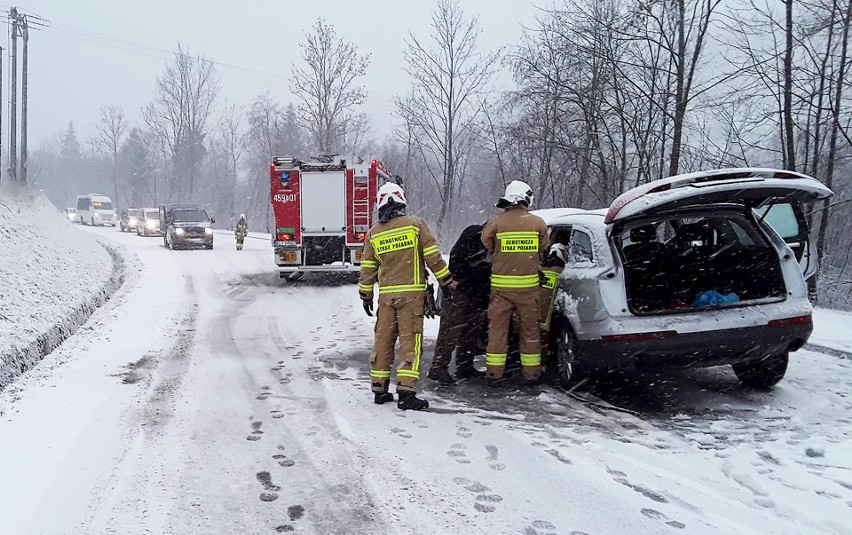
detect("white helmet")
[377,182,407,222]
[548,243,567,264]
[496,180,534,208]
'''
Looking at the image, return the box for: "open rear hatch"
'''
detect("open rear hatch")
[607,169,832,315]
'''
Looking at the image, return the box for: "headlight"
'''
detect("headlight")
[175,228,185,236]
[129,217,137,224]
[204,227,213,235]
[146,220,156,228]
[67,213,75,220]
[93,212,101,218]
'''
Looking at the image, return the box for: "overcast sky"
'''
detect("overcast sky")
[4,0,542,149]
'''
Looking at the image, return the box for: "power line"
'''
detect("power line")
[39,20,294,83]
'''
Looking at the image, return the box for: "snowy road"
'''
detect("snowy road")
[1,225,851,534]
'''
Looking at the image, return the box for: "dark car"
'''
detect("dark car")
[159,204,215,250]
[119,208,142,232]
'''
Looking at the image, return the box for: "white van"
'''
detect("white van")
[77,194,117,226]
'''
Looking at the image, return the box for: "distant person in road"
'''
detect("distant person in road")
[235,214,248,250]
[427,223,491,385]
[481,180,548,388]
[359,182,456,411]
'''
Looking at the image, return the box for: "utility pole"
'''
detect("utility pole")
[6,8,46,184]
[0,45,4,186]
[21,20,28,183]
[9,8,19,182]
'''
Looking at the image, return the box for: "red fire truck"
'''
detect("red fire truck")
[269,156,393,278]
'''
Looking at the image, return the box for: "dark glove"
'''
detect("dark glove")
[539,271,547,287]
[424,283,437,319]
[362,299,374,317]
[441,282,455,303]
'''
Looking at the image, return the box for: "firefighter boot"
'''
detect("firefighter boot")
[397,391,429,411]
[374,392,394,405]
[455,365,486,380]
[426,369,456,386]
[487,377,505,389]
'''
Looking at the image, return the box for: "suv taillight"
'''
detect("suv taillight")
[601,330,677,342]
[768,315,812,327]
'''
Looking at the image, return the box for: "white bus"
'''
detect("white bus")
[76,194,117,226]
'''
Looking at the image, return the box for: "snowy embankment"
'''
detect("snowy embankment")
[0,185,123,388]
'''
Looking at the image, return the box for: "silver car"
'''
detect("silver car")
[537,168,832,390]
[136,208,162,237]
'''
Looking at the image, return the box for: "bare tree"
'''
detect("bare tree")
[291,18,370,155]
[95,105,127,207]
[142,44,219,202]
[214,102,244,225]
[395,0,498,230]
[817,0,852,261]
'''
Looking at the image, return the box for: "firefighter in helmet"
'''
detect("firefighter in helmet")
[481,180,549,387]
[359,182,455,411]
[235,213,248,250]
[539,243,567,364]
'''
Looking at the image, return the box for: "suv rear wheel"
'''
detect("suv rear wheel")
[732,351,788,389]
[554,320,583,388]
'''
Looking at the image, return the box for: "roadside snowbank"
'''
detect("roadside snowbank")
[0,184,121,388]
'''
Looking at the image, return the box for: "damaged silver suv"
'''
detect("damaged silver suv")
[537,168,832,390]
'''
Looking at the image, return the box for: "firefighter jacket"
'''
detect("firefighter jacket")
[359,215,451,300]
[539,263,563,332]
[481,205,549,290]
[235,220,248,238]
[448,224,491,309]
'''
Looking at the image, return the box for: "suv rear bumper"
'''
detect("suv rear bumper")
[576,321,812,370]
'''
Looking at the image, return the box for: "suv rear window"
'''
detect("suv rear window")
[754,203,799,240]
[173,210,208,222]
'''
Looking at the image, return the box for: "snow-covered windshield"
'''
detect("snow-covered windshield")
[143,211,158,219]
[127,209,141,217]
[172,210,208,222]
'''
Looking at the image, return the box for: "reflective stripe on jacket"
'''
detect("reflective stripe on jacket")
[481,206,549,290]
[358,215,451,299]
[539,265,562,331]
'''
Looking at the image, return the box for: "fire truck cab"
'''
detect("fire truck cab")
[270,156,392,277]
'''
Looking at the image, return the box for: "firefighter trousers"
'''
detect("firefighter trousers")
[486,287,541,380]
[430,290,487,375]
[370,293,425,393]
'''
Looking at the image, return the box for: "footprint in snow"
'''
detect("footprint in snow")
[391,427,413,439]
[641,508,685,529]
[485,444,506,470]
[456,426,473,439]
[447,444,471,464]
[453,477,502,513]
[273,454,295,467]
[522,520,559,535]
[256,392,272,401]
[257,471,281,491]
[288,504,305,520]
[412,419,428,429]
